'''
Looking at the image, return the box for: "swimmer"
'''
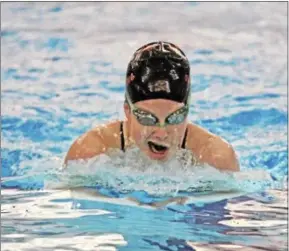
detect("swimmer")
[64,41,239,172]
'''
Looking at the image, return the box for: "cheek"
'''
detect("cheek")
[169,124,185,134]
[130,118,150,142]
[168,123,187,141]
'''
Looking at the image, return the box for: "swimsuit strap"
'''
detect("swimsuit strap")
[120,121,125,152]
[181,127,188,149]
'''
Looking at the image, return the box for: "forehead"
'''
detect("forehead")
[134,99,184,115]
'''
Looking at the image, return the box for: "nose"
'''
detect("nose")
[152,127,168,141]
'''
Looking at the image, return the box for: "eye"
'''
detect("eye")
[166,107,188,125]
[133,109,158,126]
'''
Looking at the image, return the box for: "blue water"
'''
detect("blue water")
[1,2,288,251]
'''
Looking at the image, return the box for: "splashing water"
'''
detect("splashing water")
[2,147,283,206]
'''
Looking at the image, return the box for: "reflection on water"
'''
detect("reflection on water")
[1,189,287,250]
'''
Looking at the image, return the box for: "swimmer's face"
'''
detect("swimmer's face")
[124,99,189,161]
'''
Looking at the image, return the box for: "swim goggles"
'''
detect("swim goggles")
[125,93,189,127]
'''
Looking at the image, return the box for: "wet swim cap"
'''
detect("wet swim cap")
[125,41,191,104]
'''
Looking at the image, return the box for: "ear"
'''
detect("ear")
[124,102,131,119]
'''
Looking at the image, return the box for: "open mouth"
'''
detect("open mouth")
[148,141,169,154]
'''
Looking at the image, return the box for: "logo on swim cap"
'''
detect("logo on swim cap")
[169,69,179,80]
[148,80,171,93]
[125,41,191,104]
[141,67,151,83]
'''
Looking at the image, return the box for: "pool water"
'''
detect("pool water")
[1,2,288,251]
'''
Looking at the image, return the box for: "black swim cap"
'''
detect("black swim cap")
[125,41,191,104]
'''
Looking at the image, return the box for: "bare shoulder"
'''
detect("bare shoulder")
[186,123,240,172]
[64,120,122,165]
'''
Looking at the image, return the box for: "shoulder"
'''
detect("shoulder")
[186,123,240,172]
[64,120,122,165]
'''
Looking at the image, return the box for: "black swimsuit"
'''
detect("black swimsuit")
[119,121,188,152]
[120,121,126,152]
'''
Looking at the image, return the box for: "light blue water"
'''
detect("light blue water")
[1,2,288,251]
